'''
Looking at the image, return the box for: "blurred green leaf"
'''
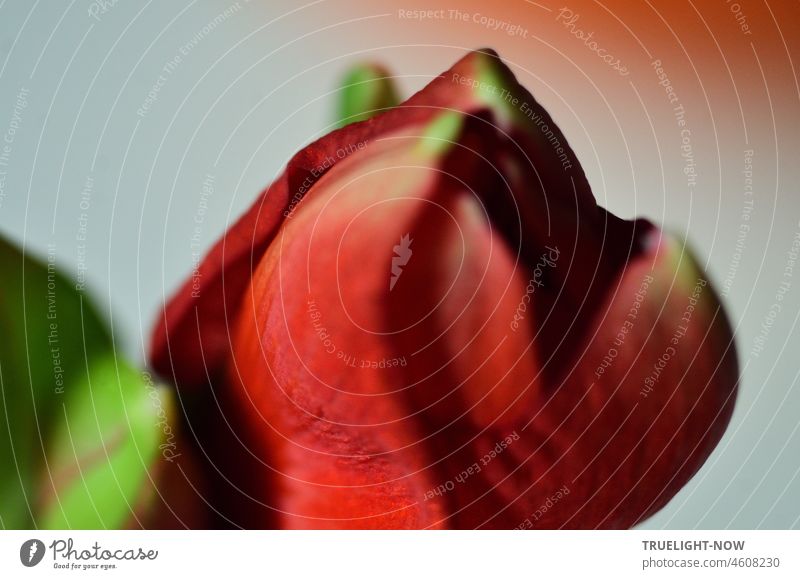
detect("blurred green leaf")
[0,234,178,528]
[38,357,177,529]
[336,63,400,128]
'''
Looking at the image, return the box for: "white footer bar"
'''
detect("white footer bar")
[1,530,797,578]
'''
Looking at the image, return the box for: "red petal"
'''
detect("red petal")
[150,48,597,389]
[228,124,456,528]
[483,231,738,529]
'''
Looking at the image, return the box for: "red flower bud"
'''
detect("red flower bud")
[151,49,737,529]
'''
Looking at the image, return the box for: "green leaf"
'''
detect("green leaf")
[37,357,178,529]
[336,63,400,128]
[0,236,109,528]
[0,233,182,529]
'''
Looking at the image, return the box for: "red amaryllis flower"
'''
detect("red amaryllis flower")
[151,49,737,529]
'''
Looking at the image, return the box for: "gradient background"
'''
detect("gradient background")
[0,0,798,528]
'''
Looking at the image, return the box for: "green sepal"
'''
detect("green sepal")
[336,63,400,128]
